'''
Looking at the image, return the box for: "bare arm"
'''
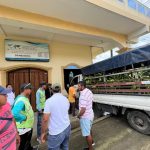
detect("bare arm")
[77,107,86,118]
[41,113,50,143]
[13,118,20,146]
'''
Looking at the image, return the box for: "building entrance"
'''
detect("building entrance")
[7,68,48,111]
[64,65,81,92]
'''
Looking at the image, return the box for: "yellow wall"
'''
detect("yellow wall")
[0,35,92,88]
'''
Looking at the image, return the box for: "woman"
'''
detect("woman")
[0,85,20,150]
[6,84,15,107]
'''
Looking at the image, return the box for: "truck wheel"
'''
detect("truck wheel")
[127,111,150,135]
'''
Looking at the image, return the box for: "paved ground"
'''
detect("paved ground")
[32,116,150,150]
[32,113,80,138]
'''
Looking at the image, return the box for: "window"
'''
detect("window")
[137,2,145,14]
[128,0,137,10]
[146,8,150,16]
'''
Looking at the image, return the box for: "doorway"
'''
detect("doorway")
[64,66,81,92]
[7,68,48,111]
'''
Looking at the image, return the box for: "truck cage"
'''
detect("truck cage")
[81,44,150,96]
[82,44,150,76]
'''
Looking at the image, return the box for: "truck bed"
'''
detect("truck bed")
[93,94,150,111]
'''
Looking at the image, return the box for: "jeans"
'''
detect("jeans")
[48,125,71,150]
[37,112,43,138]
[69,102,75,116]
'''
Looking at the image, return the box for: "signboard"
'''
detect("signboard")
[5,39,50,62]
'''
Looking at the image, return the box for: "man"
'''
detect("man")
[36,81,47,142]
[68,82,76,116]
[77,81,94,150]
[41,83,71,150]
[12,83,35,150]
[45,83,53,99]
[0,85,20,150]
[69,71,74,83]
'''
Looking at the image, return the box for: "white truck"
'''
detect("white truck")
[71,45,150,134]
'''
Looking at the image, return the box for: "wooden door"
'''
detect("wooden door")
[7,68,48,111]
[8,69,30,96]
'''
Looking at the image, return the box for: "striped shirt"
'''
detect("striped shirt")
[0,103,16,150]
[79,88,94,120]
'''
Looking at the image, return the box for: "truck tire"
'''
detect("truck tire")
[127,111,150,135]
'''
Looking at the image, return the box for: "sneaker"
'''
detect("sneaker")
[92,142,95,146]
[83,144,95,150]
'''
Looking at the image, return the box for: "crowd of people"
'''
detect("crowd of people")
[0,81,94,150]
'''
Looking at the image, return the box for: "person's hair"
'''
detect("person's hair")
[48,83,52,87]
[53,86,60,93]
[20,88,24,93]
[6,84,15,93]
[6,84,12,88]
[70,82,74,86]
[40,82,46,87]
[78,81,86,87]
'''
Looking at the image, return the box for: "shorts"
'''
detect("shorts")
[80,118,93,137]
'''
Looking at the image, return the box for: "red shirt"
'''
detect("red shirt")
[0,102,16,150]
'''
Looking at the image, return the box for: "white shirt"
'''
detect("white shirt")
[18,128,31,135]
[44,93,70,135]
[7,92,15,106]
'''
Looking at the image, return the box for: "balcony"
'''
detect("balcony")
[116,0,150,17]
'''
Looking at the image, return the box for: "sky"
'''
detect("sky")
[131,33,150,48]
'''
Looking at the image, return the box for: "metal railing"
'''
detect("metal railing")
[116,0,150,18]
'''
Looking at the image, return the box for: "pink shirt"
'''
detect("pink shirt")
[0,103,16,150]
[79,88,94,120]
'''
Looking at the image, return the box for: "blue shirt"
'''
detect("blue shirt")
[36,88,45,111]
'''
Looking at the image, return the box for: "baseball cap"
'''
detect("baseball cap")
[40,81,47,87]
[0,86,11,95]
[52,83,61,90]
[20,83,33,91]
